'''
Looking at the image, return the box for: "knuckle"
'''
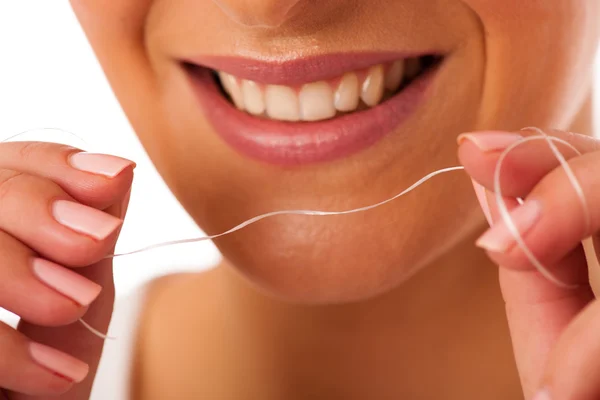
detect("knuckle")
[0,170,27,203]
[58,238,105,267]
[17,141,45,162]
[0,170,56,206]
[17,141,74,162]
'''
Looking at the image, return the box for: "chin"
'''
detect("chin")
[207,199,480,304]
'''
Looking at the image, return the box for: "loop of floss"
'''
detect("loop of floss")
[2,127,592,340]
[493,127,590,289]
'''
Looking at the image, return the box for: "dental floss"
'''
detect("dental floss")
[2,127,91,149]
[103,166,466,259]
[2,127,592,340]
[493,128,589,288]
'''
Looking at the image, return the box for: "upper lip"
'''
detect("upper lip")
[183,52,437,86]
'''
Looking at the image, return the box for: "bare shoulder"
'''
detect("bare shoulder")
[130,266,231,400]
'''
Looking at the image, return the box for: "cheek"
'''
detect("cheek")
[463,0,600,130]
[69,0,174,161]
[70,0,151,35]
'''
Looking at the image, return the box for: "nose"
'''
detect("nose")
[212,0,304,27]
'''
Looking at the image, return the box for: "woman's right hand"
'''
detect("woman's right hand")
[0,142,134,399]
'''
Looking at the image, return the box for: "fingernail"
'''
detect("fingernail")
[52,200,123,240]
[32,258,102,306]
[457,131,522,152]
[476,200,542,253]
[532,389,551,400]
[29,342,89,383]
[69,152,135,178]
[472,180,493,225]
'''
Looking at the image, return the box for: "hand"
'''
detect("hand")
[0,142,134,399]
[458,128,600,400]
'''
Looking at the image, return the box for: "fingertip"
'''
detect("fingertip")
[471,179,493,225]
[531,388,552,400]
[68,152,136,179]
[29,342,90,384]
[457,131,523,152]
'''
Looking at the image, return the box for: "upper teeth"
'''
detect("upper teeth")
[217,59,420,122]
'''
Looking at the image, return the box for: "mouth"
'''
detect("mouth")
[183,53,442,165]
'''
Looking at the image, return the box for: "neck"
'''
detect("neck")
[218,94,595,399]
[220,229,520,399]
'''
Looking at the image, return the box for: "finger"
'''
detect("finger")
[482,181,590,280]
[473,179,590,359]
[0,230,101,326]
[471,182,585,285]
[14,199,127,400]
[477,151,600,280]
[0,170,122,267]
[477,181,520,222]
[471,179,590,398]
[458,129,600,198]
[499,267,594,398]
[0,141,135,209]
[459,130,600,397]
[471,180,493,224]
[537,299,600,400]
[486,204,592,398]
[0,321,88,396]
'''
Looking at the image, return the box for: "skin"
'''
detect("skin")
[0,0,600,399]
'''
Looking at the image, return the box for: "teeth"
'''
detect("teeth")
[361,65,384,107]
[299,81,336,121]
[218,58,423,121]
[265,85,300,121]
[385,60,404,92]
[241,80,265,115]
[334,73,360,112]
[219,72,245,110]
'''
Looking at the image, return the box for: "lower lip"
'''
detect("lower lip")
[187,65,439,166]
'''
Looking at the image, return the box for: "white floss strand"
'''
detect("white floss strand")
[103,166,466,259]
[3,127,92,149]
[2,128,591,340]
[493,128,590,289]
[78,317,117,340]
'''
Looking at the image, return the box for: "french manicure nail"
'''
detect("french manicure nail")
[476,200,542,253]
[32,258,102,306]
[52,200,123,240]
[69,152,135,178]
[472,180,493,225]
[457,131,522,152]
[532,389,551,400]
[29,342,89,383]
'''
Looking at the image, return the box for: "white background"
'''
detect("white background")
[0,2,223,324]
[0,2,599,319]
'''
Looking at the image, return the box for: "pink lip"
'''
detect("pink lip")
[184,52,434,85]
[185,56,441,166]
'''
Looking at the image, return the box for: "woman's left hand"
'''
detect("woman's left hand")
[458,128,600,400]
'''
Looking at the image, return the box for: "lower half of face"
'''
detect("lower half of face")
[70,0,599,303]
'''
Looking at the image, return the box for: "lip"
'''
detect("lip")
[185,55,441,166]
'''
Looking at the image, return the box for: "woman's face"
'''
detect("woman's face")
[70,0,599,303]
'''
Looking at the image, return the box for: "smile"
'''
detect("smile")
[184,53,442,165]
